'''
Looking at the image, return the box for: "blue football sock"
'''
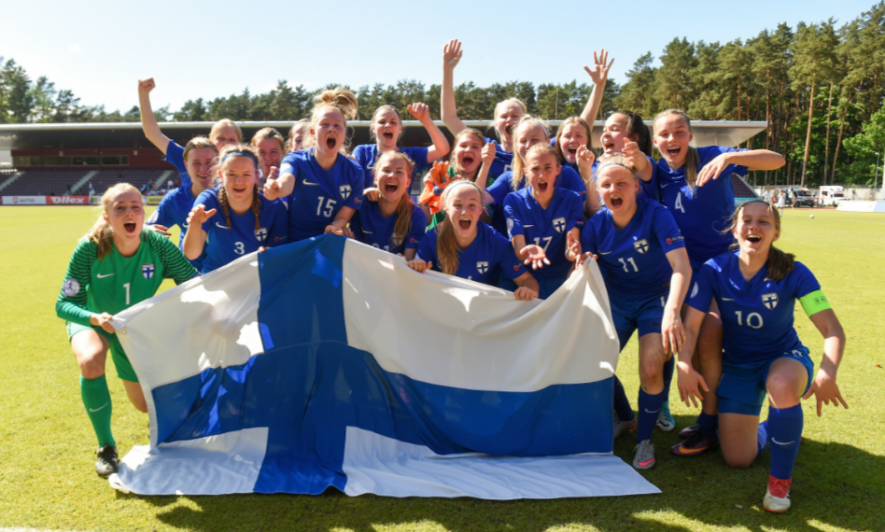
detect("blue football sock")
[613,376,634,422]
[697,411,719,439]
[637,388,666,442]
[757,420,769,458]
[768,404,803,480]
[662,355,675,398]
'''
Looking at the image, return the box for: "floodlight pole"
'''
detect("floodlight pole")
[876,152,881,200]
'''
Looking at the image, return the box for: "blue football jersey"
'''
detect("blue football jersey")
[488,166,587,236]
[195,187,289,273]
[503,187,584,281]
[280,149,365,243]
[581,198,685,300]
[688,253,822,364]
[147,184,205,270]
[351,200,427,255]
[655,146,748,268]
[484,137,514,181]
[164,140,190,188]
[417,221,527,284]
[352,144,431,191]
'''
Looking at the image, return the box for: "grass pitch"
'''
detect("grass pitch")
[0,206,883,532]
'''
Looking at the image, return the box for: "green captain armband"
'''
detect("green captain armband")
[799,290,831,317]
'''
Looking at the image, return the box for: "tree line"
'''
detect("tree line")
[2,2,885,187]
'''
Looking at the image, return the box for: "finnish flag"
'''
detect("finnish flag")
[109,236,658,499]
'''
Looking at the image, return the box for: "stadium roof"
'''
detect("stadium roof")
[0,121,767,151]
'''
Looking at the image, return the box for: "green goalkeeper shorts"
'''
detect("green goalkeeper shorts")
[66,321,138,383]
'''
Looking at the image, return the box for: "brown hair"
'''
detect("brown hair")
[251,127,286,154]
[209,119,243,142]
[597,153,637,180]
[370,105,403,142]
[611,110,653,157]
[450,128,486,180]
[183,136,218,163]
[727,199,795,282]
[654,109,699,187]
[87,183,142,260]
[554,116,592,160]
[490,98,528,140]
[435,181,483,275]
[511,116,551,191]
[216,144,262,231]
[374,151,416,248]
[288,119,311,152]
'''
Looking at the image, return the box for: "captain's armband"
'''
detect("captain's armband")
[799,290,831,317]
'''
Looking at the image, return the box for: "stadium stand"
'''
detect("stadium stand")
[0,168,168,196]
[731,173,760,204]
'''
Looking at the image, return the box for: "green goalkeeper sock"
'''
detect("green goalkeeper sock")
[80,375,115,448]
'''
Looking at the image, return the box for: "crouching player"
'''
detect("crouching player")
[56,184,198,477]
[677,199,847,513]
[567,155,691,470]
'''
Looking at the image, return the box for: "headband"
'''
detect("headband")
[597,160,636,176]
[443,180,482,199]
[221,150,259,167]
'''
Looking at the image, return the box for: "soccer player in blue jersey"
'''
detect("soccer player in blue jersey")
[183,145,288,273]
[502,143,584,299]
[264,88,365,242]
[653,109,786,456]
[677,199,846,513]
[351,151,426,259]
[485,116,598,236]
[251,128,286,187]
[354,103,449,191]
[411,181,539,300]
[567,155,691,470]
[441,40,524,180]
[138,78,240,187]
[146,137,217,270]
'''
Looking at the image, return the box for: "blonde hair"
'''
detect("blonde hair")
[288,119,311,152]
[554,116,593,160]
[727,199,795,282]
[209,119,243,143]
[370,105,403,141]
[450,128,486,180]
[654,109,699,187]
[310,88,358,151]
[183,137,218,164]
[216,144,262,231]
[491,98,527,140]
[251,127,286,154]
[510,116,551,191]
[597,153,638,178]
[374,151,416,248]
[87,183,142,261]
[435,181,483,275]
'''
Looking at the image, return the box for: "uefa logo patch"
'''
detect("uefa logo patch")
[633,239,649,254]
[339,184,352,199]
[762,293,778,310]
[142,263,155,280]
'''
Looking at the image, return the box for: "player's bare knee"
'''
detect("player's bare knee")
[131,398,148,413]
[724,453,754,469]
[639,358,663,389]
[77,351,107,379]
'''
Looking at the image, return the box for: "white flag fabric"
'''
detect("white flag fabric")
[108,235,659,499]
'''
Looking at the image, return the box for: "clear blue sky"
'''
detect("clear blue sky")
[1,0,877,114]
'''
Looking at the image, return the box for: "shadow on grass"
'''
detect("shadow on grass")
[119,416,883,532]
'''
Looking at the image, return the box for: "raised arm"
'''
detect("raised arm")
[183,204,215,260]
[697,149,786,187]
[138,78,171,154]
[409,102,450,162]
[579,50,614,130]
[576,145,602,217]
[441,39,467,136]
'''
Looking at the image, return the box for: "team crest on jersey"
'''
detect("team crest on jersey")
[553,217,566,233]
[633,239,649,254]
[142,263,155,280]
[255,228,268,242]
[476,261,489,274]
[339,184,352,200]
[762,293,778,310]
[63,278,80,297]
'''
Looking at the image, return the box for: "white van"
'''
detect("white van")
[818,186,845,207]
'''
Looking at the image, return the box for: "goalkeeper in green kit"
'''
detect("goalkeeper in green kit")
[56,183,197,477]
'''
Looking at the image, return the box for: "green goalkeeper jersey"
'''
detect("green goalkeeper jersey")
[56,228,197,326]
